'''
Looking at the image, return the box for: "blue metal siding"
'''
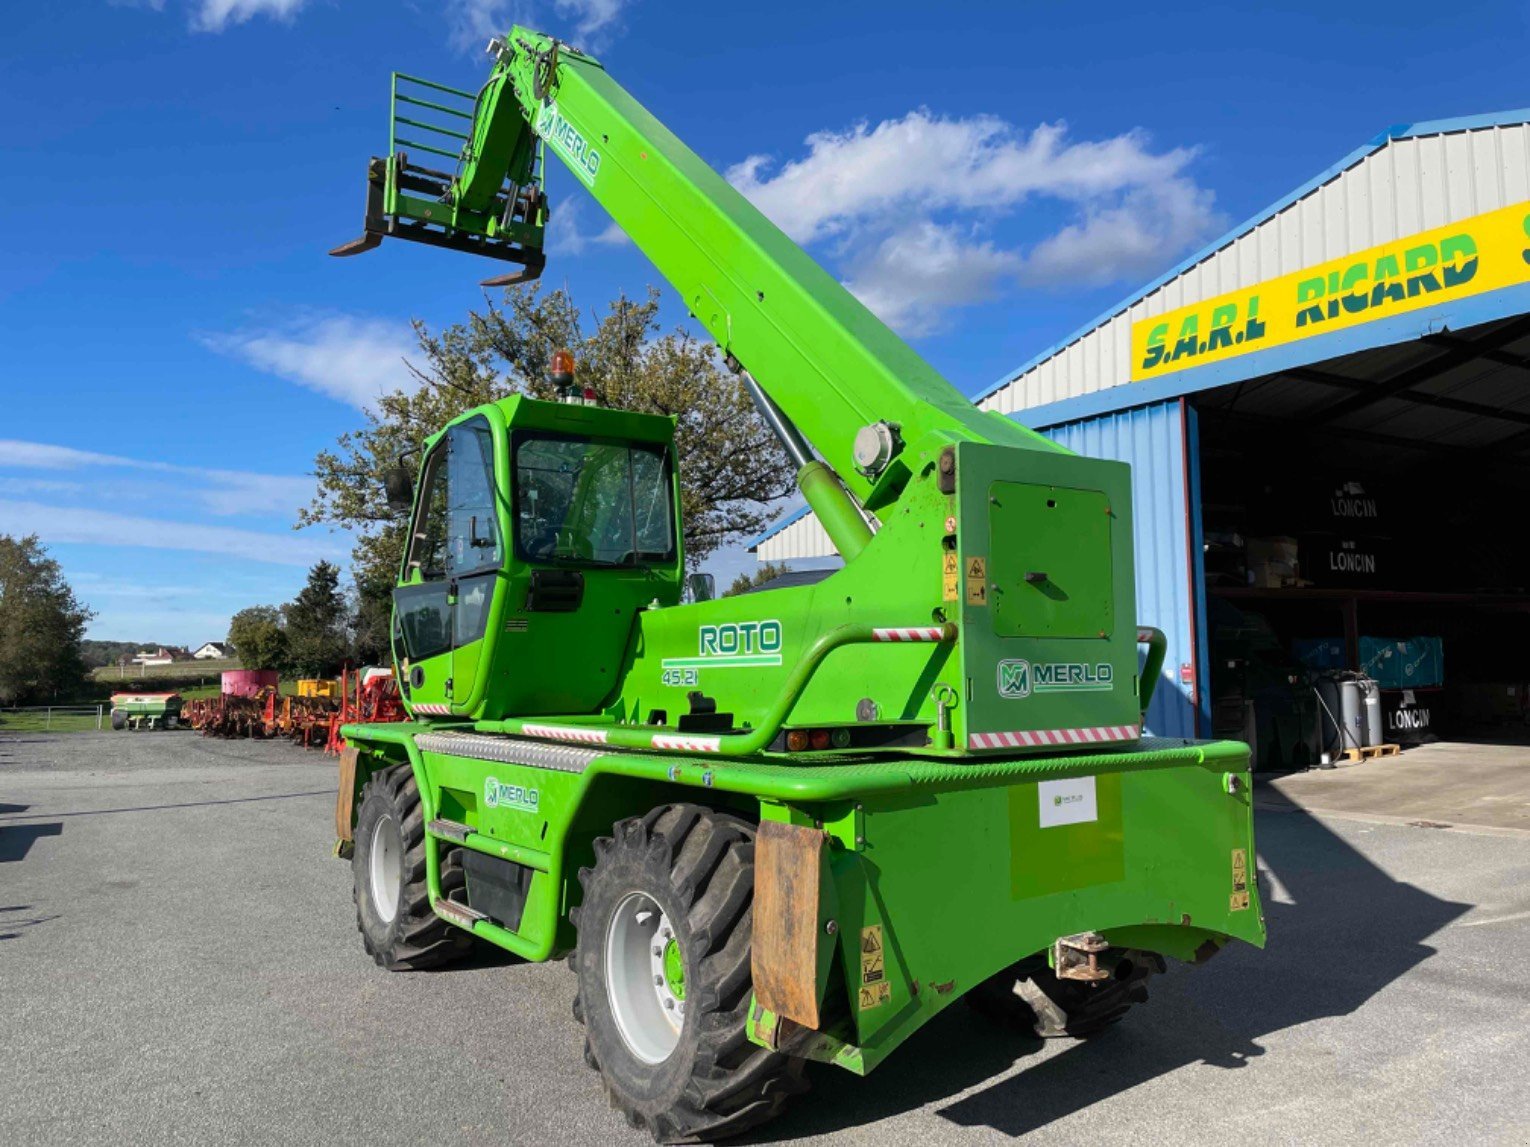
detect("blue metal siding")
[1045,401,1201,737]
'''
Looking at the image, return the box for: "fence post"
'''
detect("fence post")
[97,704,103,730]
[46,707,52,730]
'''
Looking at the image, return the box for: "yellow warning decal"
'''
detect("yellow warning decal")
[858,981,892,1010]
[1230,890,1250,912]
[1231,848,1248,894]
[965,556,987,607]
[860,925,885,984]
[942,552,959,602]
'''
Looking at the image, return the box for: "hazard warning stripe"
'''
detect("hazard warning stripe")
[410,702,452,716]
[520,722,610,745]
[871,627,947,642]
[968,724,1141,750]
[650,734,722,753]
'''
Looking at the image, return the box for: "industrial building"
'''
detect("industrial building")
[754,107,1530,764]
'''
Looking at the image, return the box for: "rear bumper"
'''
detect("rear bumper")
[748,737,1262,1073]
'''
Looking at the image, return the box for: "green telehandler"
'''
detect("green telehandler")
[329,28,1264,1143]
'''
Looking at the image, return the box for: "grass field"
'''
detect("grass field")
[0,707,110,733]
[91,659,240,683]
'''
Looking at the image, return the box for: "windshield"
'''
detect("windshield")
[514,434,675,567]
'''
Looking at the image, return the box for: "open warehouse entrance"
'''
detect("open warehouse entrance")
[1193,312,1530,767]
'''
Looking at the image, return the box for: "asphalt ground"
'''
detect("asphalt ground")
[3,731,1527,1145]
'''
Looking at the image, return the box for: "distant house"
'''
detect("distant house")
[192,642,233,660]
[133,646,194,666]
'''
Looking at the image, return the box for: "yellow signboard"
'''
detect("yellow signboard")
[1130,200,1530,381]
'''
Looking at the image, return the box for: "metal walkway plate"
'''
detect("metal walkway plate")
[415,731,603,774]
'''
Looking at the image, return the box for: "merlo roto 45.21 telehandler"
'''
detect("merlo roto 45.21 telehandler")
[328,27,1265,1143]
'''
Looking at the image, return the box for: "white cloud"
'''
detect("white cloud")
[204,314,420,411]
[548,198,630,256]
[0,500,343,567]
[446,0,631,52]
[843,221,1022,338]
[728,111,1223,334]
[0,439,314,519]
[1019,180,1219,287]
[192,0,307,33]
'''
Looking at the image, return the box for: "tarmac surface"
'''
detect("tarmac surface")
[1260,736,1530,833]
[3,730,1528,1145]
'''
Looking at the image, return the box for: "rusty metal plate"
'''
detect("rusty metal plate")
[752,820,825,1031]
[335,747,360,842]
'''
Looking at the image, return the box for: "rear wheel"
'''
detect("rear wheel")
[352,763,472,970]
[109,711,126,731]
[969,950,1163,1038]
[571,804,807,1143]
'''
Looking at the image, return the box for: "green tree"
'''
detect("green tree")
[228,605,290,673]
[284,561,350,678]
[0,535,94,705]
[298,286,793,620]
[723,561,793,597]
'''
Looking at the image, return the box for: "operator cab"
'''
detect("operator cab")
[390,354,684,721]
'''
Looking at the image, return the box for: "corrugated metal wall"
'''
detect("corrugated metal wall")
[979,120,1530,416]
[1045,400,1202,738]
[755,512,839,561]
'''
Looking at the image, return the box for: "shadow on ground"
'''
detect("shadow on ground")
[0,811,61,864]
[756,808,1471,1140]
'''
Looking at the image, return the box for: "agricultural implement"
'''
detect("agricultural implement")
[328,27,1264,1143]
[109,692,182,731]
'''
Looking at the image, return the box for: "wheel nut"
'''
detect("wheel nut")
[652,945,663,957]
[664,998,675,1010]
[654,975,664,986]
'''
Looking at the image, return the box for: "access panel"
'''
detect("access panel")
[988,481,1114,639]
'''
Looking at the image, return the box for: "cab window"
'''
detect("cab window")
[514,434,675,566]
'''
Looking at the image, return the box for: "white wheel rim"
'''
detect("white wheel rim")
[370,813,403,923]
[605,891,684,1064]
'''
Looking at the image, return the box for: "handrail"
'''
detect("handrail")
[475,623,957,758]
[1136,626,1168,722]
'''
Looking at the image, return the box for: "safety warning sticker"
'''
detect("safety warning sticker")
[860,925,885,985]
[858,982,892,1010]
[942,552,960,602]
[1230,847,1250,911]
[965,556,987,606]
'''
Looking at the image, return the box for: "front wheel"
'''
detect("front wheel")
[352,763,472,970]
[571,804,807,1143]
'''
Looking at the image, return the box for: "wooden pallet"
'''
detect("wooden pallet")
[1338,743,1401,763]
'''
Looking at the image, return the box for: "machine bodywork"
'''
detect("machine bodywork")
[331,26,1264,1140]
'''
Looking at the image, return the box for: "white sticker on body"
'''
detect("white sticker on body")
[1038,777,1098,828]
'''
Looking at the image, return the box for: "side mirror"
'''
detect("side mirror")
[382,465,414,513]
[687,572,716,603]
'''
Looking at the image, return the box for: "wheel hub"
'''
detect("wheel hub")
[369,812,403,923]
[605,891,685,1064]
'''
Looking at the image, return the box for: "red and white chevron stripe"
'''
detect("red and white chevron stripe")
[521,723,609,745]
[410,702,452,716]
[968,724,1140,750]
[872,626,946,643]
[1136,628,1156,643]
[650,734,722,753]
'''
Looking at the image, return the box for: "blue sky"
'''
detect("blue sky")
[4,0,1528,644]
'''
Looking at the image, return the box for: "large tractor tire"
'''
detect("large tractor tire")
[570,804,807,1143]
[968,950,1164,1038]
[109,711,126,731]
[352,762,473,970]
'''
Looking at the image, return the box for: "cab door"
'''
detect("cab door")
[392,415,505,716]
[445,417,504,709]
